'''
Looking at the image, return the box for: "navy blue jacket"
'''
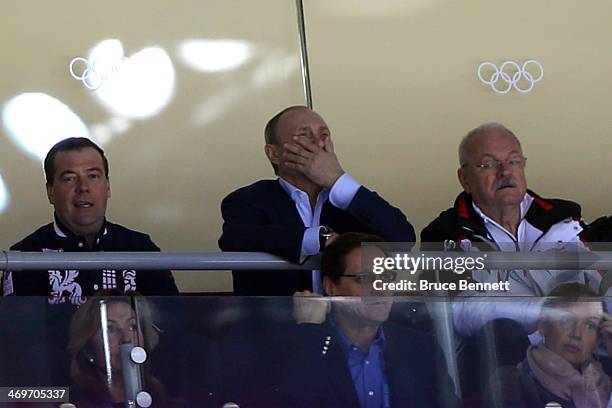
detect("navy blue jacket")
[4,218,178,300]
[219,179,416,295]
[0,218,179,385]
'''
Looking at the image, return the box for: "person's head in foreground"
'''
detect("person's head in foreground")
[539,284,604,368]
[321,232,393,335]
[529,283,611,406]
[67,289,165,405]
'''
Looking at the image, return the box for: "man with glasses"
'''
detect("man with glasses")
[421,123,600,399]
[422,122,598,335]
[281,232,458,408]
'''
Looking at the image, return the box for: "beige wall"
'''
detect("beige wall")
[305,0,612,232]
[1,0,611,292]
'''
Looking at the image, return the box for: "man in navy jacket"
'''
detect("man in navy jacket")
[219,106,415,295]
[3,137,178,301]
[276,233,459,408]
[0,137,178,386]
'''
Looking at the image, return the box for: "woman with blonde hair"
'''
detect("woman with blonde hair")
[485,283,612,408]
[67,289,181,407]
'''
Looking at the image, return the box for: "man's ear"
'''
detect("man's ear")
[264,144,281,167]
[458,167,471,194]
[323,276,335,296]
[46,183,54,205]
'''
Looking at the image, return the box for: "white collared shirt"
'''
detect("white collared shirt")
[472,194,539,251]
[453,193,599,338]
[278,173,361,293]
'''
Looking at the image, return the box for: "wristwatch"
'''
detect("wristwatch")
[319,226,334,251]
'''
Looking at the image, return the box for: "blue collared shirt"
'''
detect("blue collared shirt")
[278,174,361,293]
[333,321,389,408]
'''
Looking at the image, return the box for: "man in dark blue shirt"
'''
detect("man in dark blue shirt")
[281,232,459,408]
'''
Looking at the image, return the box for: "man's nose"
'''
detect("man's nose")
[308,132,321,143]
[76,177,90,192]
[497,162,513,175]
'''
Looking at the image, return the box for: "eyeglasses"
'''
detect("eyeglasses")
[462,156,527,172]
[339,271,397,284]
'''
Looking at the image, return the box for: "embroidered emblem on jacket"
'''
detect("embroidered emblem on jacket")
[102,269,117,289]
[123,270,137,291]
[48,270,86,305]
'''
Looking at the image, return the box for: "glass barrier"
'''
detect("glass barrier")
[1,293,610,408]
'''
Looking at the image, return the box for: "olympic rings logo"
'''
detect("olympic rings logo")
[477,60,544,94]
[69,56,131,90]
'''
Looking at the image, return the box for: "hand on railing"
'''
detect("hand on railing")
[292,290,330,324]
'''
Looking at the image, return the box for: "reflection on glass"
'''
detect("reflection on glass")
[90,39,175,119]
[0,173,9,214]
[66,291,177,406]
[178,39,253,73]
[91,116,132,145]
[251,52,299,87]
[191,86,245,127]
[322,0,432,16]
[2,93,90,161]
[190,52,298,127]
[483,283,611,408]
[98,300,114,388]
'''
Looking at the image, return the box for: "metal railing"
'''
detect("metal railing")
[0,251,321,271]
[2,250,612,271]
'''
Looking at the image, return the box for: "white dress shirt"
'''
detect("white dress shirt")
[452,193,600,337]
[279,173,361,293]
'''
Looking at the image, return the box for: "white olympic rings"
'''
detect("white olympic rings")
[477,60,544,94]
[69,56,130,90]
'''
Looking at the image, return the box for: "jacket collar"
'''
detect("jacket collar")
[453,189,572,240]
[52,213,108,242]
[318,320,362,407]
[452,192,489,240]
[523,190,581,232]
